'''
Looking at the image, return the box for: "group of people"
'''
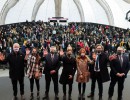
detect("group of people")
[0,42,129,100]
[0,21,130,100]
[0,21,130,57]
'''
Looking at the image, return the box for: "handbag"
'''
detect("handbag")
[79,74,84,80]
[34,71,41,79]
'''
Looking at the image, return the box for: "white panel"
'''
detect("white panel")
[61,0,80,22]
[0,0,7,12]
[106,0,130,29]
[5,0,36,24]
[80,0,96,23]
[115,0,130,28]
[89,0,109,25]
[36,0,55,22]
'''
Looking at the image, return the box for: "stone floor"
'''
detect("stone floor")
[0,69,130,100]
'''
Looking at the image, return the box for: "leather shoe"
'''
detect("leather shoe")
[12,96,18,100]
[108,96,112,100]
[43,93,49,99]
[99,96,102,100]
[21,95,25,100]
[55,94,59,99]
[117,97,122,100]
[87,93,94,98]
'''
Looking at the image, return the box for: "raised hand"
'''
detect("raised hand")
[59,49,64,56]
[26,49,30,55]
[43,49,48,57]
[92,53,96,61]
[109,54,117,61]
[0,53,5,61]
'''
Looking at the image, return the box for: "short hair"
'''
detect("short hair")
[50,46,56,51]
[13,43,20,48]
[95,44,104,50]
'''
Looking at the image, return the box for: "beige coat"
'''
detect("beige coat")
[76,56,92,83]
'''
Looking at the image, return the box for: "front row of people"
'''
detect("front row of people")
[0,43,129,100]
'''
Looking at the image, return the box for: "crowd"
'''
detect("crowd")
[0,21,130,100]
[0,21,130,57]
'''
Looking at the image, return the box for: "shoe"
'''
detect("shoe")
[87,93,94,98]
[117,97,122,100]
[42,93,49,99]
[12,96,18,100]
[82,94,85,99]
[37,92,40,99]
[78,94,82,99]
[68,95,72,100]
[108,96,112,100]
[99,96,102,100]
[63,94,66,100]
[55,94,59,99]
[30,93,34,100]
[21,95,25,100]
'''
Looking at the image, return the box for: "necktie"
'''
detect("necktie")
[119,55,122,67]
[51,54,54,62]
[96,55,99,71]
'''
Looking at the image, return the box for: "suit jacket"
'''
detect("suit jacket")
[110,54,130,78]
[43,53,60,74]
[6,51,25,79]
[89,52,110,83]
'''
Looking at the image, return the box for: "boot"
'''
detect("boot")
[37,91,40,99]
[30,93,34,100]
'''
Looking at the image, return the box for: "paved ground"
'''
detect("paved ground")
[0,69,130,100]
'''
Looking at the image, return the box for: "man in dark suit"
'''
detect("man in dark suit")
[87,44,110,100]
[108,47,130,100]
[42,46,61,99]
[0,43,25,100]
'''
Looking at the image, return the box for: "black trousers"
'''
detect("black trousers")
[78,83,86,95]
[91,72,103,97]
[11,78,24,96]
[63,84,72,95]
[30,77,40,92]
[108,76,125,98]
[45,73,59,94]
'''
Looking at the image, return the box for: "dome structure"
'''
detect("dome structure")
[0,0,130,28]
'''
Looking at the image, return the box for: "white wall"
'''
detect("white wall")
[61,0,80,22]
[80,0,109,24]
[1,0,130,28]
[36,0,55,22]
[0,0,7,13]
[106,0,130,29]
[5,0,36,24]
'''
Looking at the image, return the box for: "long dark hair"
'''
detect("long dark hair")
[32,47,41,64]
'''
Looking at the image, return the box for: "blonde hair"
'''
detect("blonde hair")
[79,48,86,55]
[67,45,73,51]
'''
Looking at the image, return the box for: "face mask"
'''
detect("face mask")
[13,48,19,52]
[67,53,72,56]
[51,51,54,54]
[96,51,102,54]
[81,53,85,57]
[117,52,121,55]
[32,52,37,56]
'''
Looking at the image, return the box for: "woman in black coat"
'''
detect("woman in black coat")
[59,46,76,100]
